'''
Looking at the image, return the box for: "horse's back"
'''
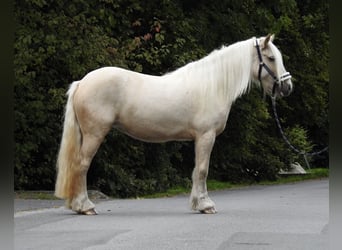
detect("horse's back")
[72,67,198,142]
[79,67,146,90]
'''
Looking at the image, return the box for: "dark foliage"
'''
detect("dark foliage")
[14,0,328,196]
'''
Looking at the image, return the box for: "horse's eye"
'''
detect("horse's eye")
[268,56,275,62]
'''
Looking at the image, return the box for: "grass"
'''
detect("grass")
[14,190,110,200]
[14,191,56,200]
[144,168,329,198]
[15,168,328,200]
[259,168,329,185]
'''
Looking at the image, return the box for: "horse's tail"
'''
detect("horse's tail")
[55,81,82,200]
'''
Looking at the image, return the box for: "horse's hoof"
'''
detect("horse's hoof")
[200,207,217,214]
[78,208,98,215]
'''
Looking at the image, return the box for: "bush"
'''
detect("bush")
[14,0,328,197]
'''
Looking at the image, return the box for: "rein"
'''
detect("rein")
[271,96,328,169]
[253,38,327,168]
[254,39,291,97]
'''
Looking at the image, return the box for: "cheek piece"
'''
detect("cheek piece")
[254,38,292,97]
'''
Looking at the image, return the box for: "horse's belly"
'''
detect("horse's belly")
[113,116,194,143]
[114,124,194,142]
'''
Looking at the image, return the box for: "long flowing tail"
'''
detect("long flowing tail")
[55,81,82,199]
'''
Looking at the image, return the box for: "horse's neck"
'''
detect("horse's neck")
[161,38,254,117]
[182,39,254,110]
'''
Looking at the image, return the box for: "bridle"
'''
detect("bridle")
[254,39,328,169]
[254,38,292,97]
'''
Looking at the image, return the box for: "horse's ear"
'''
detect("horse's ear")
[263,34,275,48]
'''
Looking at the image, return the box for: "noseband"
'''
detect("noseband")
[254,39,291,96]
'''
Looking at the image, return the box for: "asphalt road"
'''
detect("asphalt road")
[14,179,328,250]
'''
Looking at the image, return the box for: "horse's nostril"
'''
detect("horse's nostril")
[280,83,292,97]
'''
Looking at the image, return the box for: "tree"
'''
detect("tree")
[14,0,328,195]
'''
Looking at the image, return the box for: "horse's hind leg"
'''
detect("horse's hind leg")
[68,133,106,215]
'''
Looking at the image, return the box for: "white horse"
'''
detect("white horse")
[55,34,292,215]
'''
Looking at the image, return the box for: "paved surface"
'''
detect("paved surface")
[14,199,65,212]
[14,179,328,250]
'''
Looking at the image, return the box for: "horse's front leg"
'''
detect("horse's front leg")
[190,131,217,214]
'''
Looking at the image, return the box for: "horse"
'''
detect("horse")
[55,34,292,215]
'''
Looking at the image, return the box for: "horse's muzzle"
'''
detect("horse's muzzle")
[278,72,292,97]
[279,81,293,97]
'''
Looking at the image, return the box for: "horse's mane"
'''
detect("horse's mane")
[165,37,255,110]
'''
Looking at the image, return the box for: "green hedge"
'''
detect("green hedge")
[14,0,328,197]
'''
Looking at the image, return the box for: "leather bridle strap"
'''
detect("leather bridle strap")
[254,38,291,96]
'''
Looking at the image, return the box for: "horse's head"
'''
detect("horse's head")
[252,34,293,98]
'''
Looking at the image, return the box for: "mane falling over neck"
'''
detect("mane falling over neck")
[166,38,255,111]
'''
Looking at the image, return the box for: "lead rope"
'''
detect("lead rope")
[271,97,328,169]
